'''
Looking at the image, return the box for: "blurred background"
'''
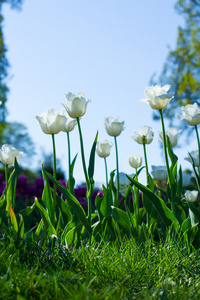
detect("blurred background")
[0,0,199,187]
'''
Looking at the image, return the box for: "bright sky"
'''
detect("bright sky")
[2,0,195,186]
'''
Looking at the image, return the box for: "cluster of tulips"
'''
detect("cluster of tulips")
[0,84,200,246]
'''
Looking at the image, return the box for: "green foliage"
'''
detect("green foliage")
[152,0,200,133]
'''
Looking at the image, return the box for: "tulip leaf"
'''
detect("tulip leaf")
[167,136,178,167]
[95,185,112,220]
[34,198,56,237]
[19,203,36,218]
[127,175,180,231]
[43,167,92,234]
[9,203,18,233]
[188,202,200,227]
[88,131,98,180]
[42,167,55,224]
[55,194,72,225]
[18,214,25,239]
[111,206,131,231]
[6,158,20,211]
[181,217,191,233]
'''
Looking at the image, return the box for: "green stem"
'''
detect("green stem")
[67,132,72,193]
[135,168,139,231]
[77,118,89,190]
[143,143,149,184]
[52,134,57,220]
[114,136,119,206]
[104,157,108,188]
[195,125,200,176]
[159,109,175,215]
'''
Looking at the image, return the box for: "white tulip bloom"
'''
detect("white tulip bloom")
[159,128,182,148]
[62,92,91,118]
[185,150,200,167]
[185,190,198,203]
[114,172,134,196]
[96,140,112,158]
[139,85,173,110]
[59,108,77,133]
[128,154,142,169]
[132,126,154,145]
[151,165,168,181]
[176,103,200,126]
[0,144,23,166]
[104,117,125,137]
[35,108,67,134]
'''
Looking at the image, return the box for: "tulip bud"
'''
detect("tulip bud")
[159,128,182,148]
[0,144,23,166]
[62,92,91,118]
[96,140,112,158]
[185,190,198,202]
[128,154,142,169]
[139,85,173,110]
[176,103,200,126]
[132,126,154,145]
[35,108,66,134]
[104,117,125,137]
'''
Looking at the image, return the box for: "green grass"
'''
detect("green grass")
[0,237,200,299]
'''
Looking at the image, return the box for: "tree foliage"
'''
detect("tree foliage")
[152,0,200,131]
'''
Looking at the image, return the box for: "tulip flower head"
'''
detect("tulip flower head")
[176,103,200,126]
[0,144,23,166]
[35,108,67,134]
[96,139,112,158]
[185,190,198,203]
[185,150,200,167]
[139,85,173,110]
[128,154,142,169]
[62,92,91,118]
[159,128,182,148]
[132,126,154,145]
[114,172,134,196]
[151,165,168,181]
[59,108,77,133]
[104,117,125,137]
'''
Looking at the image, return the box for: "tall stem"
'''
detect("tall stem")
[104,157,108,188]
[195,125,200,176]
[143,143,149,185]
[52,134,57,217]
[159,109,175,215]
[77,118,89,190]
[114,136,119,206]
[135,168,139,231]
[67,132,72,193]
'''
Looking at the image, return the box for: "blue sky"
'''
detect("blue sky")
[2,0,195,186]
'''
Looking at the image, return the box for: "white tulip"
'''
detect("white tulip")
[0,144,23,166]
[114,172,134,196]
[62,92,91,118]
[59,108,77,133]
[185,150,200,167]
[139,85,173,110]
[132,126,154,145]
[151,165,168,181]
[128,154,142,169]
[96,140,112,158]
[176,103,200,126]
[185,190,198,202]
[104,117,125,137]
[35,108,66,134]
[159,128,182,148]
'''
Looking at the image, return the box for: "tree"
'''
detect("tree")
[152,0,200,132]
[0,0,36,165]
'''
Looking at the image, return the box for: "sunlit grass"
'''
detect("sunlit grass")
[0,237,200,299]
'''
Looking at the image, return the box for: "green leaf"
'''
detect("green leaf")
[111,206,131,231]
[18,214,25,239]
[19,203,35,218]
[95,185,112,220]
[88,131,98,180]
[188,202,200,226]
[42,166,55,224]
[9,203,18,233]
[167,135,178,167]
[55,194,72,225]
[34,198,56,237]
[6,158,20,211]
[43,167,92,234]
[127,175,180,231]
